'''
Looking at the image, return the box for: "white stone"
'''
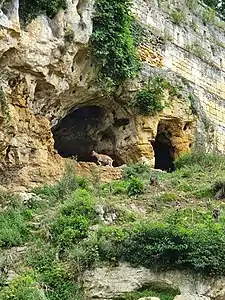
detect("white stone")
[83,263,224,300]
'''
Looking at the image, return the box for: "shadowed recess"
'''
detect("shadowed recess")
[52,106,122,166]
[151,121,175,172]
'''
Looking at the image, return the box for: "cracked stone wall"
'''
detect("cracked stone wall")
[133,0,225,153]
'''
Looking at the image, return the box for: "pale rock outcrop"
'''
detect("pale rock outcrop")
[83,263,225,300]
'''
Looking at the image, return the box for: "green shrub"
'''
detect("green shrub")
[188,94,198,115]
[169,10,186,25]
[127,176,144,197]
[37,263,77,300]
[19,0,67,24]
[97,226,128,262]
[51,189,98,247]
[120,217,225,275]
[65,240,100,277]
[0,271,44,300]
[185,42,208,61]
[132,76,181,116]
[202,8,216,25]
[76,176,90,190]
[0,191,21,209]
[33,163,80,203]
[102,180,129,195]
[0,207,29,248]
[130,20,146,47]
[186,0,198,11]
[26,242,79,300]
[91,0,140,83]
[175,152,225,171]
[122,162,150,180]
[116,286,179,300]
[158,192,178,202]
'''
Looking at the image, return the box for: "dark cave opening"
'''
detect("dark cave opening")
[52,106,121,166]
[151,126,175,172]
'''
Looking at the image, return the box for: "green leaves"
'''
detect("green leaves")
[50,189,98,247]
[92,0,140,83]
[132,76,179,116]
[19,0,67,24]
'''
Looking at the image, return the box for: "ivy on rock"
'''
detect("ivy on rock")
[19,0,67,24]
[91,0,140,84]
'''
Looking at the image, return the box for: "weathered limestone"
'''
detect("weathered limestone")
[0,0,224,188]
[83,263,225,300]
[132,0,225,153]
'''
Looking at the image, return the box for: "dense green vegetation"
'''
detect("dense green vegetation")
[1,152,225,298]
[132,76,182,115]
[91,0,140,84]
[19,0,67,23]
[116,286,179,300]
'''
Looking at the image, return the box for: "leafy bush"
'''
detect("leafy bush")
[97,226,128,262]
[0,271,44,300]
[202,7,216,25]
[19,0,67,24]
[91,0,140,83]
[37,263,77,300]
[188,94,198,115]
[127,176,144,197]
[33,163,82,203]
[116,286,179,300]
[51,189,98,247]
[0,207,29,248]
[65,239,100,277]
[175,152,225,171]
[169,10,186,25]
[102,180,129,196]
[186,0,198,11]
[130,20,147,47]
[185,42,208,61]
[26,243,78,300]
[158,192,178,202]
[0,191,21,209]
[122,162,150,180]
[132,76,181,116]
[120,217,225,275]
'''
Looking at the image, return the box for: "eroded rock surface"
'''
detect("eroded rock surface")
[83,263,225,300]
[0,0,197,189]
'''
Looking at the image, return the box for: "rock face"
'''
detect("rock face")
[1,0,223,188]
[75,162,123,183]
[83,263,225,300]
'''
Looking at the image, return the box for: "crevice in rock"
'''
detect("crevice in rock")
[151,120,176,172]
[76,0,88,30]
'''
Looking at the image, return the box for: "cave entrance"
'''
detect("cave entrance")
[52,105,120,166]
[151,121,175,172]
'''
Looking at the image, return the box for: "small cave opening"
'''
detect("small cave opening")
[151,123,175,172]
[52,105,121,166]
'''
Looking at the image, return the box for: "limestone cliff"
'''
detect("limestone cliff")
[0,0,224,189]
